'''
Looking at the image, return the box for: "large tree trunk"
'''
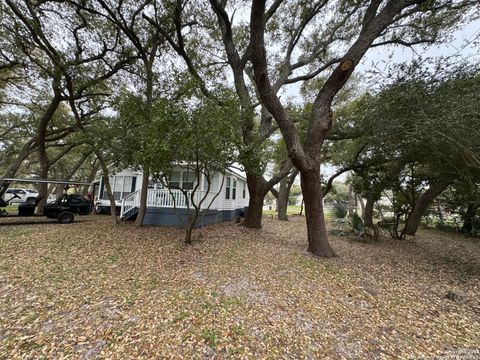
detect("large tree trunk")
[35,94,62,214]
[102,173,118,224]
[133,51,155,227]
[277,178,289,221]
[404,181,451,235]
[35,165,50,214]
[277,169,298,221]
[135,166,150,226]
[36,144,77,213]
[52,152,91,200]
[347,183,354,218]
[363,195,375,228]
[357,194,365,219]
[80,158,100,195]
[2,145,33,179]
[95,151,118,224]
[244,173,267,228]
[461,203,476,234]
[300,168,337,258]
[243,162,294,227]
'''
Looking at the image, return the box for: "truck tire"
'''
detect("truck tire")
[57,211,74,224]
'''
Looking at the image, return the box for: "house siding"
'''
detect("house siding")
[143,207,228,227]
[217,173,249,211]
[96,169,142,207]
[96,166,250,227]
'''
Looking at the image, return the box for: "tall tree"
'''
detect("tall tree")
[334,62,480,236]
[144,0,298,229]
[3,0,135,211]
[76,0,172,226]
[248,0,477,256]
[155,96,239,244]
[115,89,239,243]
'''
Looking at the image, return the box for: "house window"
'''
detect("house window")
[232,178,237,200]
[225,177,231,199]
[203,174,209,191]
[103,175,135,200]
[113,176,124,200]
[123,176,133,197]
[243,182,246,199]
[169,171,181,188]
[169,171,196,190]
[182,172,195,190]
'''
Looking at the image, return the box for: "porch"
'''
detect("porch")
[120,188,221,220]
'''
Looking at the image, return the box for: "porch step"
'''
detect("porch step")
[121,206,138,220]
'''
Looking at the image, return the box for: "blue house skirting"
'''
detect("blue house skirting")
[142,207,247,227]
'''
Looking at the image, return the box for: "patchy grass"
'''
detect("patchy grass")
[0,215,479,359]
[262,205,303,216]
[1,205,19,215]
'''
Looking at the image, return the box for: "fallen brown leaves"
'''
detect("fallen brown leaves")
[0,215,478,359]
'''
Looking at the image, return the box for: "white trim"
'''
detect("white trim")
[96,166,250,213]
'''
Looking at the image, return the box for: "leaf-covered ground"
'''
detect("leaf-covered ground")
[0,215,479,359]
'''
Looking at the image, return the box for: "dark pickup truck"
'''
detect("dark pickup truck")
[1,194,93,223]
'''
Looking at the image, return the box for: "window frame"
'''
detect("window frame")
[203,174,209,191]
[181,171,195,190]
[232,178,237,200]
[225,177,231,200]
[102,175,135,200]
[169,171,181,189]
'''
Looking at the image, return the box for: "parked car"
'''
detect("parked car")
[1,188,39,204]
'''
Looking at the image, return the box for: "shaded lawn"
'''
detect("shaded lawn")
[0,215,479,359]
[262,205,303,216]
[0,205,20,215]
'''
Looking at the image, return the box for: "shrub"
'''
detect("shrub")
[350,212,365,235]
[332,202,348,219]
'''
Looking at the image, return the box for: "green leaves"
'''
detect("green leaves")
[111,89,241,176]
[334,62,480,186]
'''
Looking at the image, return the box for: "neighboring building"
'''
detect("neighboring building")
[295,194,303,206]
[95,166,249,227]
[262,199,276,211]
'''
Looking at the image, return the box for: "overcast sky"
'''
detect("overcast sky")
[320,20,480,182]
[359,20,480,77]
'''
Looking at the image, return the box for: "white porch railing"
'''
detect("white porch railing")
[120,188,219,218]
[120,189,141,218]
[146,188,210,208]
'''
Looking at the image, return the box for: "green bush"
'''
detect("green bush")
[350,212,365,234]
[332,202,348,219]
[330,202,365,236]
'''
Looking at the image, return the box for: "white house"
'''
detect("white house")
[95,166,249,227]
